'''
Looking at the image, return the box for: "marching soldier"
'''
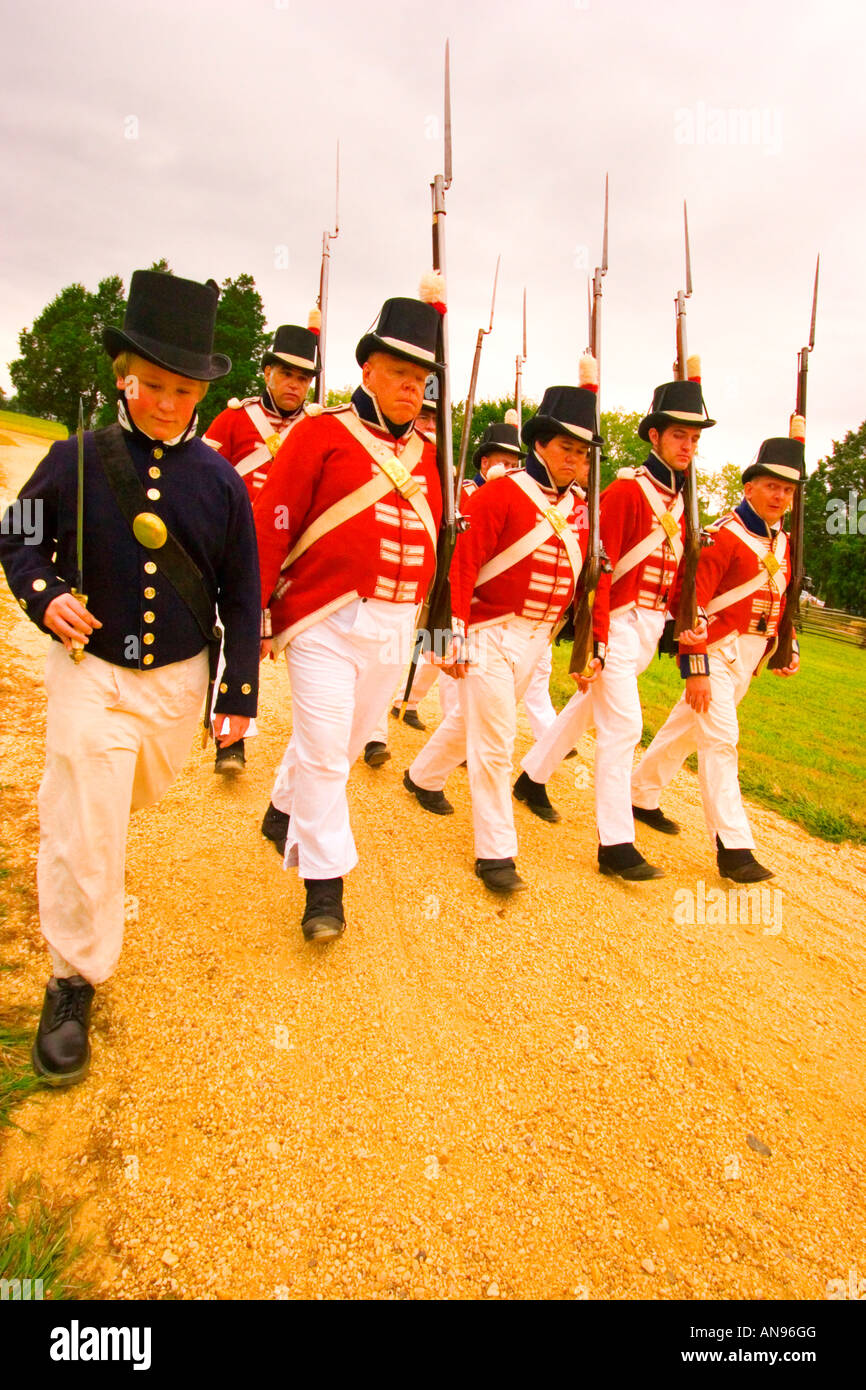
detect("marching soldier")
[516,375,714,879]
[0,270,260,1085]
[203,317,321,774]
[404,377,600,893]
[254,293,444,941]
[631,431,804,881]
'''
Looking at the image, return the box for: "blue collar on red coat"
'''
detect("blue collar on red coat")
[645,450,682,493]
[352,385,412,439]
[525,451,570,495]
[261,385,305,421]
[735,497,777,539]
[471,469,485,488]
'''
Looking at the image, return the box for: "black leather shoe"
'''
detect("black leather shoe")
[32,976,95,1086]
[513,771,561,823]
[632,804,680,835]
[302,878,346,942]
[391,705,426,731]
[475,858,528,894]
[597,843,664,881]
[261,802,289,855]
[364,741,391,767]
[403,769,454,815]
[215,739,246,774]
[717,843,774,883]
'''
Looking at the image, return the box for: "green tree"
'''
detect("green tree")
[803,419,866,611]
[199,273,269,430]
[450,395,533,473]
[326,386,353,407]
[9,277,125,433]
[599,408,645,488]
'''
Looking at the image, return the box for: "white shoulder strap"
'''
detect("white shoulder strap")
[705,520,788,615]
[476,473,583,587]
[610,472,684,584]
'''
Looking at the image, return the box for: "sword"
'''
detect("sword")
[69,396,87,664]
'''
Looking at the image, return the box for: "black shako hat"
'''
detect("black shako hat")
[742,436,805,485]
[638,380,715,441]
[356,298,445,372]
[103,270,230,381]
[262,324,321,375]
[473,420,524,468]
[522,386,603,450]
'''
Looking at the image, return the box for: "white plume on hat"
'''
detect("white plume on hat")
[419,271,447,312]
[578,353,599,390]
[504,408,519,426]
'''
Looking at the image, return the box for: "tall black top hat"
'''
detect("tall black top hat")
[638,379,715,442]
[262,324,321,374]
[742,436,805,485]
[473,419,524,468]
[356,298,445,372]
[102,270,230,381]
[522,385,603,450]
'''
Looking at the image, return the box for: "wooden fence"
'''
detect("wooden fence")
[799,602,866,646]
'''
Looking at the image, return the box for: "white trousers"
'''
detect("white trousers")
[631,633,766,850]
[368,655,445,745]
[521,607,666,846]
[37,643,209,985]
[522,642,557,737]
[409,618,553,860]
[271,598,416,878]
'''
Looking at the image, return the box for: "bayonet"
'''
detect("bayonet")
[515,287,527,446]
[454,254,500,501]
[314,140,340,405]
[673,199,703,638]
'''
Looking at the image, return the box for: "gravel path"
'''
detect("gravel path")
[2,432,865,1301]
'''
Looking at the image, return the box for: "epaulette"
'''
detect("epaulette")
[303,402,326,417]
[616,466,638,480]
[416,425,436,443]
[227,396,257,410]
[707,510,737,534]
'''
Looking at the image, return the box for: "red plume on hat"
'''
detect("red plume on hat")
[419,271,447,316]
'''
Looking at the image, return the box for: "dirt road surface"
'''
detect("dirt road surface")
[2,430,864,1301]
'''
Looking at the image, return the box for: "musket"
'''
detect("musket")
[69,397,87,664]
[672,199,702,638]
[396,41,454,717]
[313,141,340,404]
[420,39,455,650]
[569,174,609,678]
[768,254,819,670]
[454,255,500,501]
[514,288,527,446]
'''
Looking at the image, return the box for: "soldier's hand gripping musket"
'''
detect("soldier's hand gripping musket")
[768,255,818,672]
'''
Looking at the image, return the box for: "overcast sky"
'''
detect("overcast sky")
[2,0,863,476]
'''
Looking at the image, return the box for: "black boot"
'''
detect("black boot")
[403,769,454,815]
[475,858,527,894]
[716,837,774,883]
[391,705,426,732]
[513,770,561,823]
[632,804,680,835]
[597,842,664,881]
[32,976,95,1086]
[261,802,289,855]
[215,738,246,774]
[364,741,391,767]
[302,878,346,943]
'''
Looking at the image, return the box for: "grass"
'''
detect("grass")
[0,1179,85,1300]
[0,409,67,441]
[550,629,866,844]
[0,1021,42,1129]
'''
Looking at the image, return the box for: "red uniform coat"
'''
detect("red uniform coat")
[451,471,589,632]
[204,397,310,501]
[254,407,441,644]
[682,505,792,663]
[593,462,686,644]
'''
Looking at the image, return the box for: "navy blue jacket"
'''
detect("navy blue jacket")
[0,428,260,716]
